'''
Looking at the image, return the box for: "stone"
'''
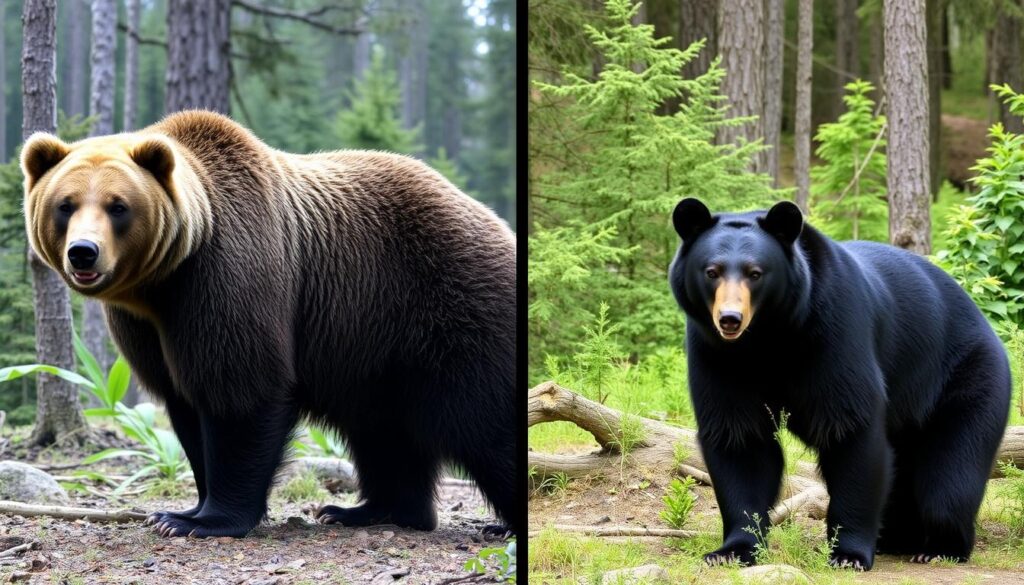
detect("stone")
[600,564,669,585]
[0,462,68,504]
[738,564,811,585]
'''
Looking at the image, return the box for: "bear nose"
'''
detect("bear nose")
[719,311,742,333]
[67,240,99,270]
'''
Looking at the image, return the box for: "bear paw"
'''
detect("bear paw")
[829,551,870,571]
[909,553,965,564]
[481,523,513,540]
[151,514,256,538]
[144,505,202,527]
[315,503,437,531]
[704,544,756,567]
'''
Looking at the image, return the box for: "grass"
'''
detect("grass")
[276,470,328,503]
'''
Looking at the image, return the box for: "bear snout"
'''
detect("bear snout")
[67,239,99,270]
[718,311,743,334]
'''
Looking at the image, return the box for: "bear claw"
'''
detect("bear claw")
[829,553,868,571]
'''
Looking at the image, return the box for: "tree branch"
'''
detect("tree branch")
[0,500,147,523]
[231,0,363,35]
[116,22,166,47]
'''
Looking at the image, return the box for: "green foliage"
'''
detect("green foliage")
[810,80,888,242]
[278,470,327,503]
[996,461,1024,537]
[84,403,190,494]
[935,85,1024,325]
[292,425,347,459]
[572,303,622,404]
[73,331,130,418]
[749,517,834,575]
[335,47,422,154]
[529,0,776,370]
[464,540,516,582]
[660,476,697,530]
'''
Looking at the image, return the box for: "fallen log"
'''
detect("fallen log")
[529,381,1024,529]
[0,501,147,523]
[527,524,700,539]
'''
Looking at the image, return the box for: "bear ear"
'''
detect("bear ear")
[758,201,804,246]
[130,136,176,190]
[20,133,70,191]
[672,198,716,242]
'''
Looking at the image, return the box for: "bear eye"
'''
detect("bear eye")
[749,270,763,281]
[109,203,128,216]
[705,268,719,279]
[57,202,73,214]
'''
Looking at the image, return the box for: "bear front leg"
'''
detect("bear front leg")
[702,437,784,566]
[817,420,892,571]
[145,392,207,526]
[153,400,299,538]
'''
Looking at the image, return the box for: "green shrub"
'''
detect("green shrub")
[660,476,697,529]
[7,404,35,426]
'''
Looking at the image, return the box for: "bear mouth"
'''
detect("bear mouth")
[72,271,102,285]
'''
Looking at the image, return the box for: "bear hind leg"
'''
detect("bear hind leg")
[875,443,924,556]
[317,425,439,530]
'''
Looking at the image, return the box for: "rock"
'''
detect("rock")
[601,564,669,585]
[738,564,810,585]
[281,457,358,492]
[0,462,68,504]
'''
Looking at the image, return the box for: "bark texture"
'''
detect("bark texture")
[123,0,141,131]
[63,0,90,118]
[990,0,1024,133]
[680,0,717,80]
[794,0,814,213]
[164,0,232,114]
[23,0,87,447]
[926,0,943,198]
[89,0,116,136]
[717,0,766,172]
[884,0,931,254]
[764,0,784,186]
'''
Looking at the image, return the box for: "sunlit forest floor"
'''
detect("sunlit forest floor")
[0,424,503,584]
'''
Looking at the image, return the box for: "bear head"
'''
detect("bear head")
[669,198,807,342]
[21,132,209,301]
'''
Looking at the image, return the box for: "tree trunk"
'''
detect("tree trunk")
[352,16,372,82]
[400,0,428,155]
[22,0,88,447]
[990,0,1024,133]
[81,0,118,377]
[941,4,952,90]
[123,0,141,131]
[835,0,860,117]
[868,10,885,102]
[680,0,717,80]
[0,0,6,162]
[764,0,784,186]
[717,0,766,173]
[794,0,814,213]
[67,0,90,118]
[926,0,942,199]
[164,0,231,114]
[885,0,931,254]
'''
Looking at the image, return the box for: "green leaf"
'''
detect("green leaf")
[105,356,131,406]
[83,407,118,418]
[0,364,96,389]
[73,330,107,389]
[83,448,148,464]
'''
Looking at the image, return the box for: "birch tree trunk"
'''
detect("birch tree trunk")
[23,0,88,446]
[123,0,141,131]
[717,0,766,173]
[164,0,232,114]
[764,0,784,186]
[794,0,814,214]
[680,0,717,80]
[81,0,118,379]
[884,0,931,254]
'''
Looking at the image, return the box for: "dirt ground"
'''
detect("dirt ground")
[0,479,508,584]
[529,454,1024,584]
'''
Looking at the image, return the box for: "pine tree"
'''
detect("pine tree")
[335,47,421,154]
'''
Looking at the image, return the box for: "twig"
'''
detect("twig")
[0,541,38,559]
[527,524,700,538]
[435,573,492,585]
[116,22,166,47]
[834,120,887,205]
[231,0,363,35]
[0,501,147,523]
[677,464,712,486]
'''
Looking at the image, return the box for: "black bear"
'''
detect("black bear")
[668,198,1010,570]
[21,111,517,538]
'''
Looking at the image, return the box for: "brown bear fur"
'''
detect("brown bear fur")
[22,110,517,538]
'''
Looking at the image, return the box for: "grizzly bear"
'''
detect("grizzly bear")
[21,111,518,538]
[669,198,1010,570]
